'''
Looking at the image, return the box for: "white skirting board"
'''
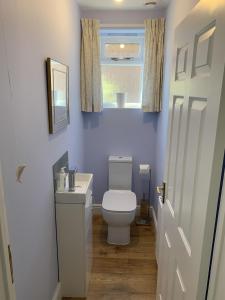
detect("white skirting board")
[52,282,61,300]
[92,203,102,215]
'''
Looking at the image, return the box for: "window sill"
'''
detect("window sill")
[103,107,141,110]
[103,103,141,109]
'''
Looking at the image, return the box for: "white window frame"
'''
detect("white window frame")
[100,29,145,109]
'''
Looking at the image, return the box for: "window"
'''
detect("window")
[100,29,144,109]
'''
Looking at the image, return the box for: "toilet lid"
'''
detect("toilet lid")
[102,190,136,212]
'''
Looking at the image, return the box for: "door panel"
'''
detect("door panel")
[192,23,216,77]
[160,231,175,300]
[167,97,184,208]
[157,1,225,299]
[176,45,188,81]
[179,98,207,243]
[173,268,186,299]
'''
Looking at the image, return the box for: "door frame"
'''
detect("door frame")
[206,151,225,299]
[0,161,16,300]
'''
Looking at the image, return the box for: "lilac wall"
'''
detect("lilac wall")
[0,0,83,299]
[81,9,166,206]
[83,110,158,204]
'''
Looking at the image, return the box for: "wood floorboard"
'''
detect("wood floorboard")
[63,214,157,300]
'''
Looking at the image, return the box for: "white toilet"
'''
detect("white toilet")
[102,156,137,245]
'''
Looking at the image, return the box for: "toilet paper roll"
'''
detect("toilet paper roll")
[139,164,150,175]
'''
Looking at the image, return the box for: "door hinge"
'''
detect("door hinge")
[156,181,166,204]
[8,245,14,284]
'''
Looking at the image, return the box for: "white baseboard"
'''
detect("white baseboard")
[92,204,141,216]
[52,282,61,300]
[150,206,157,233]
[92,203,102,215]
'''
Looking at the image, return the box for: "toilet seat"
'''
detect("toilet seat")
[102,190,136,213]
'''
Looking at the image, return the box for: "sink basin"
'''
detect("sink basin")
[75,173,92,190]
[55,173,93,204]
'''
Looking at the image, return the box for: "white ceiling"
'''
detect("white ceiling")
[77,0,170,11]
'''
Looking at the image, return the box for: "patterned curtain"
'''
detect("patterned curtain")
[81,19,103,112]
[142,18,165,112]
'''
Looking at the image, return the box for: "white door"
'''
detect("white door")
[0,163,16,300]
[0,256,7,300]
[157,1,225,299]
[207,159,225,300]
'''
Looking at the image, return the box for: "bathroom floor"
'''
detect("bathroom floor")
[63,214,157,300]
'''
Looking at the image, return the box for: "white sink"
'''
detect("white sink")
[55,173,93,204]
[75,173,93,191]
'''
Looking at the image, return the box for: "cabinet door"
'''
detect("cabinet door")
[56,204,86,297]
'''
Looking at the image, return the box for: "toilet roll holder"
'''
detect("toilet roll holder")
[136,165,151,226]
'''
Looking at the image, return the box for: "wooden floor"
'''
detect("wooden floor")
[63,214,157,300]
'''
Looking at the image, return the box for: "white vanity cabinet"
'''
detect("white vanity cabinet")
[55,173,93,298]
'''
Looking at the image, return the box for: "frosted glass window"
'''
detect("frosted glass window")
[101,29,144,109]
[102,65,142,108]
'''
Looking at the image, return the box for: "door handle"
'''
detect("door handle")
[156,182,166,204]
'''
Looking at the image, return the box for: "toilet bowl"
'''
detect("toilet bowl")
[102,190,136,245]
